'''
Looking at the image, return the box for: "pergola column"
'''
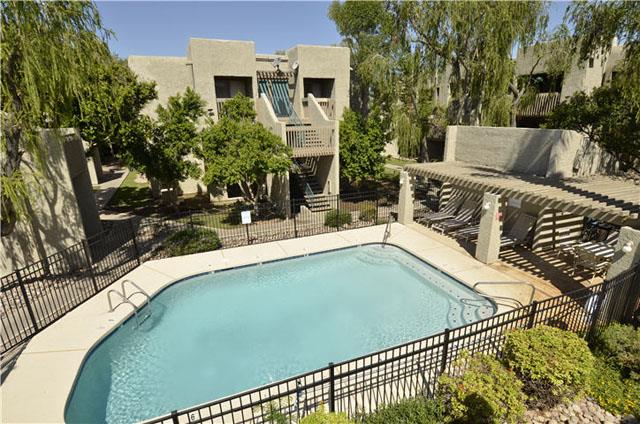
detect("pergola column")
[475,192,503,264]
[607,226,640,279]
[398,171,415,224]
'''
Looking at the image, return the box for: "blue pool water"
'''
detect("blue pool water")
[65,244,494,423]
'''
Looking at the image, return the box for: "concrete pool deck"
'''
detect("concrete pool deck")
[1,223,524,423]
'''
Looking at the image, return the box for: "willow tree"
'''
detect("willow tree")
[406,1,549,126]
[568,1,640,116]
[1,1,111,235]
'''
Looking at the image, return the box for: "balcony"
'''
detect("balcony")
[517,92,562,117]
[285,125,335,158]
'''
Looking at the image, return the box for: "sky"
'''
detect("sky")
[96,1,571,59]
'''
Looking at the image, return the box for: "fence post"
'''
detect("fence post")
[82,239,100,293]
[527,300,538,329]
[170,410,179,424]
[293,205,298,238]
[189,212,194,229]
[375,196,379,224]
[440,328,450,375]
[128,219,141,266]
[328,362,336,412]
[245,224,251,245]
[588,281,609,342]
[15,269,39,332]
[336,195,341,232]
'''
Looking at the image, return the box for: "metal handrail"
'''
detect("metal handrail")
[472,281,536,308]
[121,279,151,309]
[107,289,140,326]
[382,214,394,245]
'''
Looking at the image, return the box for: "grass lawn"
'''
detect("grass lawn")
[107,170,153,210]
[386,157,417,167]
[177,209,242,229]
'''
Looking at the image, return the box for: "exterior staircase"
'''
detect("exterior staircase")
[292,159,331,212]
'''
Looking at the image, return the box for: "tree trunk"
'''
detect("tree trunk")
[1,120,24,237]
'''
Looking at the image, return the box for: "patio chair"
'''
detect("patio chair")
[499,214,537,249]
[416,196,465,226]
[573,245,612,283]
[452,223,480,242]
[432,201,481,234]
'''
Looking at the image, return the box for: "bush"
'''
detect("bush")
[324,209,352,227]
[300,407,353,424]
[594,323,640,381]
[358,206,376,222]
[363,397,443,424]
[165,227,221,257]
[588,358,640,417]
[439,354,526,424]
[503,325,594,407]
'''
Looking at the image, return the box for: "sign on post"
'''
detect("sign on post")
[241,210,252,225]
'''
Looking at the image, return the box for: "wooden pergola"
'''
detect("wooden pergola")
[405,162,640,227]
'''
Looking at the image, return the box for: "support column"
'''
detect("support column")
[398,171,415,225]
[607,226,640,279]
[475,192,503,264]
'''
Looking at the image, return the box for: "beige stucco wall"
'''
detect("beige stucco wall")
[1,129,100,275]
[444,125,615,178]
[127,56,193,119]
[287,45,350,120]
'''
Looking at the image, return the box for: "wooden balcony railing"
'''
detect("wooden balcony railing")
[517,92,561,117]
[285,125,335,158]
[315,98,335,119]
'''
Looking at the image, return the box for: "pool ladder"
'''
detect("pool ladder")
[472,281,536,309]
[382,214,395,245]
[107,280,152,326]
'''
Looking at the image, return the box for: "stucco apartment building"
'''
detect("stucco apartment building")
[433,42,624,128]
[128,38,350,209]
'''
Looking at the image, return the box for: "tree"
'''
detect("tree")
[198,94,292,206]
[546,83,640,172]
[405,1,549,126]
[1,1,112,235]
[69,57,157,158]
[567,1,640,115]
[126,87,205,201]
[339,108,386,184]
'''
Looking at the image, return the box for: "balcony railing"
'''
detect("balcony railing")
[285,125,335,157]
[517,92,561,117]
[315,98,335,119]
[216,98,231,116]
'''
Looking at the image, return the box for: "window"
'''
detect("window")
[214,77,253,98]
[303,78,334,98]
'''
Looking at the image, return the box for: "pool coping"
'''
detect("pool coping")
[2,223,522,423]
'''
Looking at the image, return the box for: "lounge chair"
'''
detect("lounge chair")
[557,229,619,259]
[432,200,480,234]
[416,196,464,226]
[499,214,537,249]
[452,224,480,242]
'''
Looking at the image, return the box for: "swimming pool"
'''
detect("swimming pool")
[65,244,495,423]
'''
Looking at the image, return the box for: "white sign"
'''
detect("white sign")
[241,210,252,225]
[507,197,522,209]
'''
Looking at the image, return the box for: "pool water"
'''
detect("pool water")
[65,244,494,423]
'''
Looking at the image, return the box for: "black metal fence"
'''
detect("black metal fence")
[142,265,640,424]
[1,192,397,353]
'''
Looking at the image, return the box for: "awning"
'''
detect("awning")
[405,162,640,227]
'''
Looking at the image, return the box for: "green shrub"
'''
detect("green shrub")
[594,323,640,381]
[165,227,221,256]
[300,407,353,424]
[363,397,443,424]
[324,209,352,227]
[588,358,640,417]
[358,206,376,222]
[503,325,594,407]
[439,354,526,424]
